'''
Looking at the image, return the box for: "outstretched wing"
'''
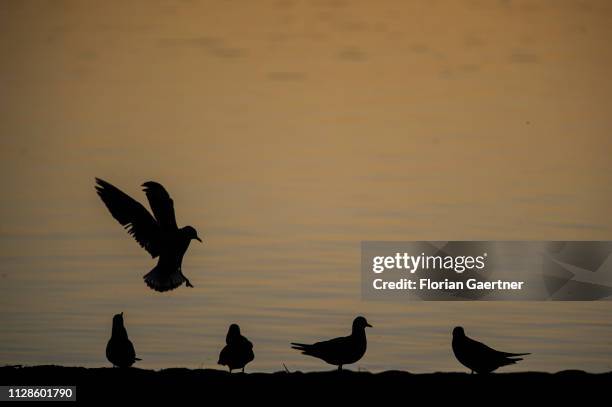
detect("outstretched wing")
[95,178,161,257]
[142,181,178,230]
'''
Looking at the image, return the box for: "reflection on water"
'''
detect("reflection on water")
[1,0,612,372]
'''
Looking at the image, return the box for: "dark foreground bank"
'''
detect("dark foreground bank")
[1,366,610,403]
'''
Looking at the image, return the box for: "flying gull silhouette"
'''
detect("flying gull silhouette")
[106,312,141,368]
[95,178,202,292]
[291,316,372,371]
[218,324,255,373]
[452,326,529,374]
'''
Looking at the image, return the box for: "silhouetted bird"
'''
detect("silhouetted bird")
[218,324,255,373]
[95,178,202,292]
[452,326,530,374]
[291,316,372,371]
[106,313,141,368]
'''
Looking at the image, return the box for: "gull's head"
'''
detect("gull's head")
[353,316,373,330]
[452,326,465,338]
[226,323,241,343]
[112,312,124,327]
[228,323,241,336]
[183,226,202,243]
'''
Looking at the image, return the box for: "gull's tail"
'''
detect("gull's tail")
[291,342,315,355]
[501,352,530,360]
[143,264,189,292]
[499,352,530,365]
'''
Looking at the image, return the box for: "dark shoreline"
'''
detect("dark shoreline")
[2,366,610,403]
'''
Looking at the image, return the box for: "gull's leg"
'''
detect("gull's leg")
[179,268,194,287]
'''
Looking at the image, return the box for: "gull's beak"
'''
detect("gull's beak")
[366,322,372,328]
[195,236,202,243]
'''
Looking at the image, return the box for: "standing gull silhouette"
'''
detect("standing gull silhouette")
[106,313,141,368]
[291,316,372,371]
[95,178,202,292]
[452,326,530,374]
[217,324,255,373]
